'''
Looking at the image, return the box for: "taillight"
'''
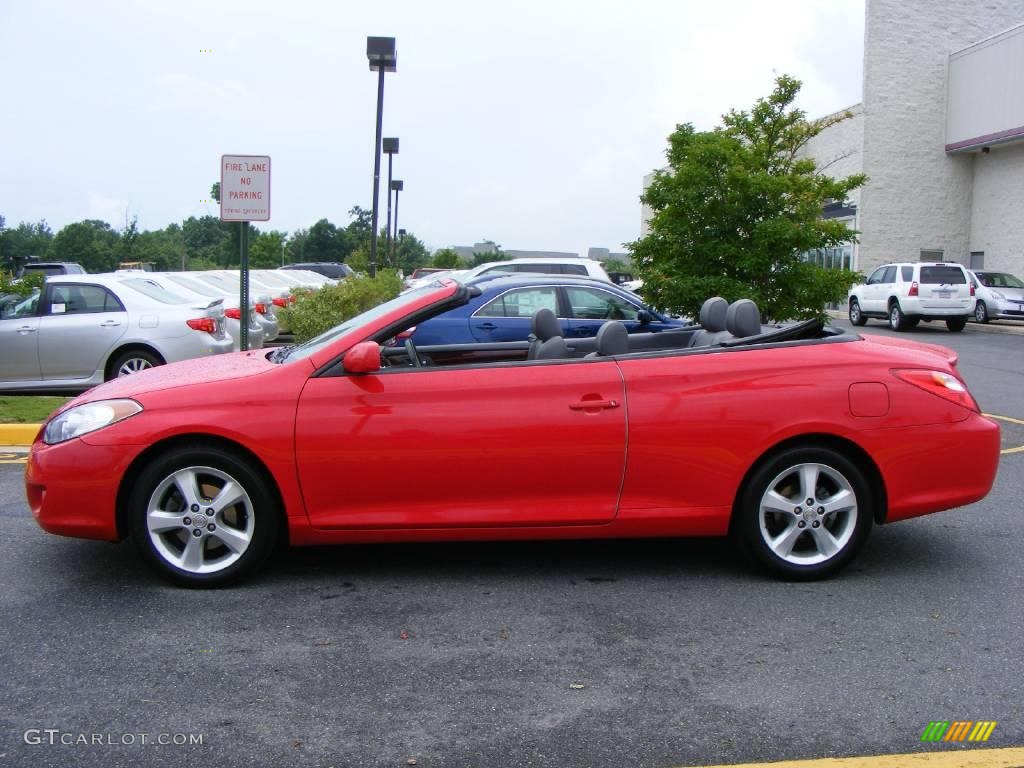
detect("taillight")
[186,318,216,334]
[272,297,287,307]
[224,307,242,320]
[908,282,919,297]
[892,369,979,412]
[255,302,267,314]
[970,283,975,296]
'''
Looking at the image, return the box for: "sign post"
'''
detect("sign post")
[220,154,271,351]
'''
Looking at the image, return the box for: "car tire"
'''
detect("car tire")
[128,444,281,587]
[888,302,908,331]
[108,348,162,380]
[848,299,867,326]
[946,316,967,332]
[732,445,874,580]
[974,302,989,323]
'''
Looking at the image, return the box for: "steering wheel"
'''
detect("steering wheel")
[404,337,422,368]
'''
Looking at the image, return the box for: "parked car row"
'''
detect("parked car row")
[846,261,1024,331]
[0,267,337,392]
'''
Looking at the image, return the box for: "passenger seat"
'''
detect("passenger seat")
[687,297,730,347]
[723,299,761,340]
[585,321,629,358]
[527,308,569,360]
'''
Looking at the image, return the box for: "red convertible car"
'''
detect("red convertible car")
[26,280,1000,587]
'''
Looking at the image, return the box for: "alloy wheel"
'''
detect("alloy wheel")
[756,462,859,566]
[145,465,255,575]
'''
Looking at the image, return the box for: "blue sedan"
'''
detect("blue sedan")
[410,275,684,345]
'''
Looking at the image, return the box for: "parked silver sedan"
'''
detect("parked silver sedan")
[140,272,269,349]
[0,274,232,392]
[162,272,279,342]
[970,270,1024,322]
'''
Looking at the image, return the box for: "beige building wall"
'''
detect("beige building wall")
[970,142,1024,273]
[857,0,1023,273]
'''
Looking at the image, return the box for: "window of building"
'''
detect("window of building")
[920,249,944,262]
[970,251,985,269]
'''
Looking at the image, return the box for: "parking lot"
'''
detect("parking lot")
[0,321,1021,768]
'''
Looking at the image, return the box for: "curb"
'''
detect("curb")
[0,424,40,447]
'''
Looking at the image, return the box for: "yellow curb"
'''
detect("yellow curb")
[0,423,40,446]
[675,746,1024,768]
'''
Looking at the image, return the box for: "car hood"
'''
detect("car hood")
[989,286,1024,300]
[67,351,283,407]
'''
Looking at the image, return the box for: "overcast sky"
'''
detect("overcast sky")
[0,0,865,255]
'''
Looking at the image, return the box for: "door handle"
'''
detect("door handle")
[476,322,497,331]
[100,320,121,327]
[17,326,37,335]
[569,399,619,411]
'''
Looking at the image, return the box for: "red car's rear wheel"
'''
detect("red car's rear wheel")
[733,445,874,580]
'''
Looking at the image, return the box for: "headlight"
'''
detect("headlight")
[43,399,143,445]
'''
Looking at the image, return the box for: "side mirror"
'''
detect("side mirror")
[343,341,381,374]
[637,309,652,325]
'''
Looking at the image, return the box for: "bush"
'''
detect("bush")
[0,270,45,298]
[279,270,402,342]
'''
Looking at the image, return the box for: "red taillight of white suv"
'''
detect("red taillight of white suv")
[224,308,242,320]
[908,281,919,297]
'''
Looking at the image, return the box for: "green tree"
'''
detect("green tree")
[133,225,187,271]
[344,206,372,253]
[304,218,348,263]
[392,232,430,273]
[182,215,231,267]
[346,247,370,274]
[431,248,461,269]
[50,220,120,272]
[210,181,221,203]
[0,220,54,271]
[630,75,866,321]
[249,230,288,268]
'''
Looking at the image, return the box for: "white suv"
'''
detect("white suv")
[847,262,974,332]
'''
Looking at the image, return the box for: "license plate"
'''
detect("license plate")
[935,290,952,298]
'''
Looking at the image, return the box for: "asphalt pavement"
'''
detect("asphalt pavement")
[0,321,1021,768]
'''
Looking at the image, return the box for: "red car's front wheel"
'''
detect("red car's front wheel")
[128,444,280,587]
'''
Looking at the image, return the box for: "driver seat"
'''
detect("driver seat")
[527,308,568,360]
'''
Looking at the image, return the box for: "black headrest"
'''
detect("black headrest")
[531,308,562,341]
[725,299,761,337]
[699,297,728,332]
[595,321,629,356]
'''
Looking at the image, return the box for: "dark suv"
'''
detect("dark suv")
[18,262,87,278]
[281,262,354,280]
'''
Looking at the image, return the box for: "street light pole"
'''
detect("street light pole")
[383,137,399,267]
[391,179,403,268]
[366,37,397,279]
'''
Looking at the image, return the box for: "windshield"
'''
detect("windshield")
[978,272,1024,289]
[285,283,447,363]
[119,278,193,305]
[165,274,225,297]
